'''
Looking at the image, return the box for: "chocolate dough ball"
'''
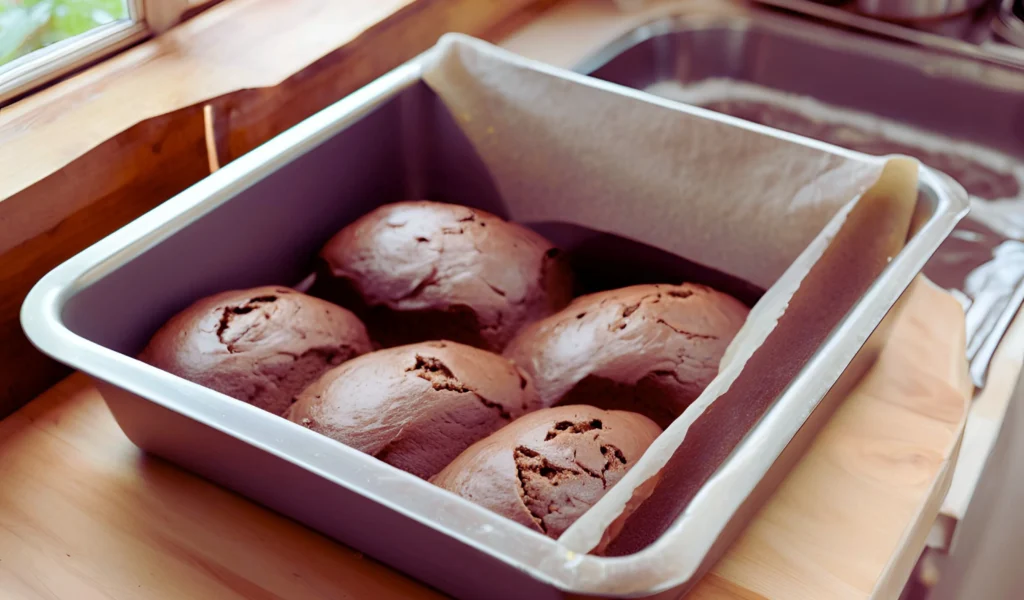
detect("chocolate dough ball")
[286,341,542,479]
[431,405,661,541]
[140,286,372,416]
[315,201,573,352]
[504,283,749,428]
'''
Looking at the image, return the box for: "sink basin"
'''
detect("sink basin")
[579,11,1024,387]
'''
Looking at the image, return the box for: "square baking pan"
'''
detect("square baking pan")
[21,38,968,599]
[576,9,1024,390]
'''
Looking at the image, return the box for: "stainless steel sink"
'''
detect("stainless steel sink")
[579,11,1024,387]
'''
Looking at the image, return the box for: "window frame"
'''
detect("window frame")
[0,0,190,106]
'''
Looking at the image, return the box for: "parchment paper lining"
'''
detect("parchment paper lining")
[421,34,917,560]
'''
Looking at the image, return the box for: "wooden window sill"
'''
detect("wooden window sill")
[0,0,549,417]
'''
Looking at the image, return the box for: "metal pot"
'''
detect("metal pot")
[856,0,990,22]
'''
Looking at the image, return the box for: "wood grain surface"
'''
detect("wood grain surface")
[0,278,970,599]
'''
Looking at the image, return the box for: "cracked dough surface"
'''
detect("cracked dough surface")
[140,286,372,416]
[504,283,749,428]
[286,341,542,479]
[431,405,661,540]
[317,200,573,352]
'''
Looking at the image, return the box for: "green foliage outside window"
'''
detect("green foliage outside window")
[0,0,127,67]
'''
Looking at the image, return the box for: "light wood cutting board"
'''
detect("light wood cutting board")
[0,277,969,599]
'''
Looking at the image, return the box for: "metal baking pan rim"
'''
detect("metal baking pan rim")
[20,48,969,596]
[752,0,1024,70]
[616,165,968,596]
[574,8,1024,91]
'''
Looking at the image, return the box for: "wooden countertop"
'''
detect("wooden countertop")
[0,279,972,599]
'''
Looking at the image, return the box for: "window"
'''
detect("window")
[0,0,195,105]
[1,1,130,67]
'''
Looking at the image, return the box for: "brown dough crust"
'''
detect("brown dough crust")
[140,286,372,416]
[504,283,749,427]
[286,341,543,479]
[316,201,573,352]
[431,405,661,541]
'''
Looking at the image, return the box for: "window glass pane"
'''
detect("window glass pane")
[0,0,128,67]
